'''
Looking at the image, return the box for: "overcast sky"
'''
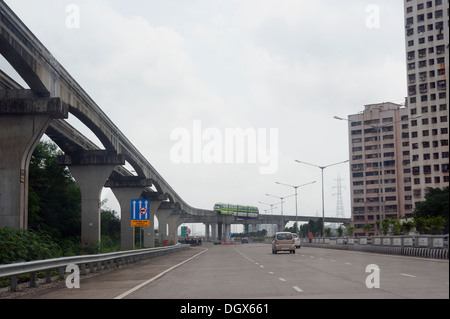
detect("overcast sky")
[2,0,408,228]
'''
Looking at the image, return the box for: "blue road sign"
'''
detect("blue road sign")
[131,199,150,227]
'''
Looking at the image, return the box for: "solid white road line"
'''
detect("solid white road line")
[114,248,208,299]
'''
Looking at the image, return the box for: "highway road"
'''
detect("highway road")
[9,243,449,300]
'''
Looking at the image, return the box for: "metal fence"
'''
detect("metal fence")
[0,244,189,292]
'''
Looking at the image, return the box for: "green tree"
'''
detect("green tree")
[0,227,62,264]
[414,217,428,234]
[387,217,402,236]
[381,218,391,235]
[363,223,373,234]
[28,141,81,240]
[299,223,310,238]
[413,187,449,234]
[336,225,344,237]
[100,200,121,251]
[299,219,325,237]
[345,225,356,237]
[400,217,415,235]
[324,227,333,237]
[428,216,446,235]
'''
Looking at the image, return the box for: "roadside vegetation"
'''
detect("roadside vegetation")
[0,141,122,265]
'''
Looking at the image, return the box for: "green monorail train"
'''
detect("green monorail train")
[213,203,259,219]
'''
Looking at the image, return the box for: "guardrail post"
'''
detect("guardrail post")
[10,275,18,292]
[45,269,52,283]
[29,272,36,288]
[81,264,86,275]
[59,266,65,280]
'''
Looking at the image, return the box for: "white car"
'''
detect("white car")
[292,233,301,248]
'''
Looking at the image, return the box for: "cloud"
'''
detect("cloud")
[2,0,408,222]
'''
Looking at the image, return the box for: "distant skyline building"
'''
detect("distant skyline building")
[404,0,449,203]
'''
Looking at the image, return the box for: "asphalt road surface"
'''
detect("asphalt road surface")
[9,243,449,299]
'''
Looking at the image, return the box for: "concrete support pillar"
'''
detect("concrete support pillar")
[211,223,217,241]
[110,187,141,250]
[244,222,249,234]
[0,95,67,229]
[205,223,210,241]
[276,223,283,232]
[217,222,223,241]
[105,177,152,250]
[142,199,162,248]
[167,213,182,244]
[58,151,125,249]
[155,211,168,243]
[225,224,231,243]
[155,208,178,244]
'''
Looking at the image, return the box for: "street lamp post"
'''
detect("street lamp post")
[295,159,349,237]
[275,181,316,230]
[259,201,278,236]
[265,193,294,232]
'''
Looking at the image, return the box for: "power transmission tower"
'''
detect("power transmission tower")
[333,174,345,218]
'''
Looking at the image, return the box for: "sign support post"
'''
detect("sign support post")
[131,199,150,248]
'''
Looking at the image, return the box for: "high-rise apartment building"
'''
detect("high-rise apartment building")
[346,1,448,235]
[347,103,413,236]
[404,0,449,202]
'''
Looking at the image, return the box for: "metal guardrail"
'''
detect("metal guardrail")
[0,244,189,292]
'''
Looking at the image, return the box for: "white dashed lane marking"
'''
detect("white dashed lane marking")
[235,247,303,294]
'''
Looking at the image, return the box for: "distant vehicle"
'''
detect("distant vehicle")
[241,237,249,244]
[214,203,259,219]
[292,233,301,248]
[272,232,295,254]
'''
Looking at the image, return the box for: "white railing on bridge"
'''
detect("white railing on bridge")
[303,234,448,248]
[301,235,449,259]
